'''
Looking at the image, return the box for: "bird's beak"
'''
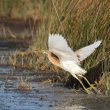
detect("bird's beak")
[35,50,47,54]
[34,49,48,54]
[41,50,48,54]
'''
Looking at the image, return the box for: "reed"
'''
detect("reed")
[31,0,110,93]
[4,0,110,93]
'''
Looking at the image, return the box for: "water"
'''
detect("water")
[0,47,109,110]
[0,66,110,110]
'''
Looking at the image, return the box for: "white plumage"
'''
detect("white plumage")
[48,34,80,64]
[61,60,87,79]
[75,41,102,61]
[48,34,102,78]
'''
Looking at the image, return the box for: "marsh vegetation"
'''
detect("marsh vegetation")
[0,0,110,109]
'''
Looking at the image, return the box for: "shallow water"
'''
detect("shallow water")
[0,66,110,110]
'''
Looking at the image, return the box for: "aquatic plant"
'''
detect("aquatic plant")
[17,76,32,92]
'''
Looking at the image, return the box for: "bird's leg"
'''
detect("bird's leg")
[76,77,91,94]
[78,75,96,92]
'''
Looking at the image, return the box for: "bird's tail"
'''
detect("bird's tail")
[70,64,87,78]
[71,66,87,80]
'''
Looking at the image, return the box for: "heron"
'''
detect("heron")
[42,34,102,94]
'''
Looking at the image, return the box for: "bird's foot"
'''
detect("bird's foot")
[84,84,96,94]
[87,84,101,94]
[84,88,93,94]
[88,84,96,90]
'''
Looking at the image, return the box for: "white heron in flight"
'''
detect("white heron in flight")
[43,34,102,93]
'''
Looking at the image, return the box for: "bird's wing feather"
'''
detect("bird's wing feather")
[48,34,79,64]
[75,41,102,61]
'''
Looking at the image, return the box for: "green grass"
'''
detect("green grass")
[32,1,109,65]
[1,0,109,93]
[31,0,110,94]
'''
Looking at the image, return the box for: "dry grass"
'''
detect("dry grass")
[31,0,110,93]
[97,72,110,95]
[1,0,109,93]
[9,50,61,73]
[17,76,32,92]
[0,0,40,20]
[0,0,40,40]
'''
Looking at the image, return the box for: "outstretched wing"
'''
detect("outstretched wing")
[48,34,79,64]
[75,41,102,61]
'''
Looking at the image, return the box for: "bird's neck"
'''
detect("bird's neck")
[47,52,60,67]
